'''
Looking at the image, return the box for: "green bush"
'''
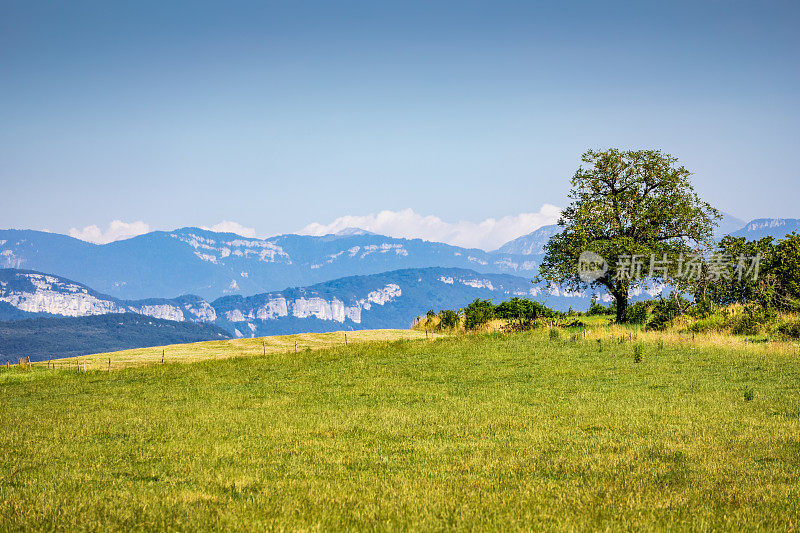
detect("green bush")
[776,318,800,339]
[587,298,615,316]
[687,314,727,333]
[495,298,559,329]
[625,301,649,325]
[729,314,762,336]
[646,299,681,331]
[463,299,496,331]
[438,309,461,330]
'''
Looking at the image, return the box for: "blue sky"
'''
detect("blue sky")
[1,1,798,247]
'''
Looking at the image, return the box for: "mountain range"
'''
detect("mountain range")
[3,215,790,304]
[3,267,639,340]
[0,228,539,301]
[1,214,795,360]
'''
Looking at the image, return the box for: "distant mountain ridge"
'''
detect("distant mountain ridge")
[494,225,561,255]
[1,267,666,339]
[731,218,800,240]
[0,227,539,300]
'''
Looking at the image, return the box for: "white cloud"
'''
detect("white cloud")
[69,220,150,244]
[299,205,561,251]
[200,221,258,238]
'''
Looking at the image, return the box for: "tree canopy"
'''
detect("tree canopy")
[539,149,720,322]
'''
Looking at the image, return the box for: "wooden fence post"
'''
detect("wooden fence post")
[262,340,265,356]
[344,333,347,346]
[294,340,297,354]
[108,358,111,373]
[162,349,164,364]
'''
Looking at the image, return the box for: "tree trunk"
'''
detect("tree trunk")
[615,292,628,323]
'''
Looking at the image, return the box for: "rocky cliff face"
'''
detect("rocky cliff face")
[0,269,412,336]
[731,218,800,240]
[1,266,670,338]
[0,270,214,324]
[219,284,401,326]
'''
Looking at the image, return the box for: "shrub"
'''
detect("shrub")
[776,318,800,339]
[463,299,496,331]
[687,314,727,333]
[587,298,615,316]
[744,388,754,402]
[438,309,461,330]
[729,314,762,335]
[647,299,681,331]
[495,298,561,329]
[633,344,643,363]
[625,301,649,325]
[549,328,560,341]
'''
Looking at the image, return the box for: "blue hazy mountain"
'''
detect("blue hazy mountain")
[1,267,665,343]
[0,228,540,300]
[731,218,800,240]
[494,224,561,255]
[714,212,747,238]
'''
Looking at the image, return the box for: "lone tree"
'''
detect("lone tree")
[539,149,719,323]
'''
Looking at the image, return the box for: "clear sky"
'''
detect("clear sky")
[1,1,798,246]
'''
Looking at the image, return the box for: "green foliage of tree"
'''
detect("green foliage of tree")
[495,298,559,328]
[773,232,800,306]
[463,299,496,330]
[691,233,799,315]
[646,298,682,331]
[625,301,650,325]
[539,149,719,323]
[587,297,615,316]
[437,309,461,330]
[703,235,775,306]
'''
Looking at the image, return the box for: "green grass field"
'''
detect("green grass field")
[27,329,437,371]
[2,330,799,530]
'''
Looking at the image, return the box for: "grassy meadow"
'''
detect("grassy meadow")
[2,328,800,530]
[24,328,437,371]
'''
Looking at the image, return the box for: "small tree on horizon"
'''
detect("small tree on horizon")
[539,148,719,323]
[463,299,496,330]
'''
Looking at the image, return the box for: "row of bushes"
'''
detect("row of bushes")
[419,297,563,332]
[585,295,800,339]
